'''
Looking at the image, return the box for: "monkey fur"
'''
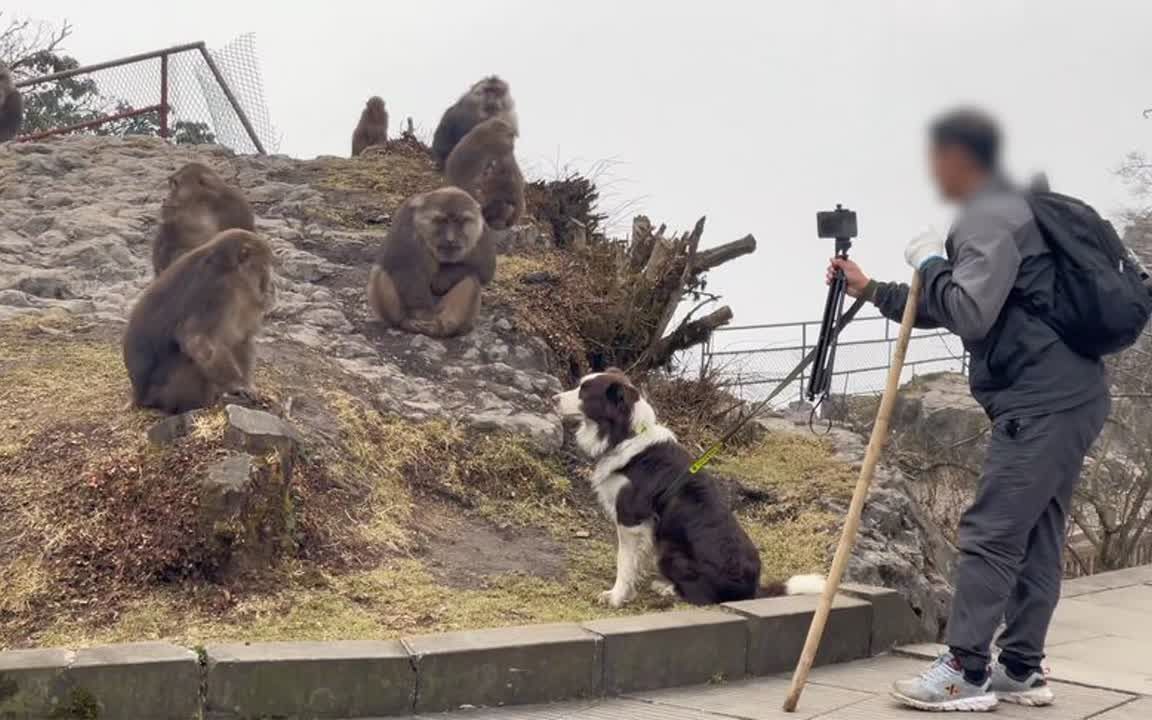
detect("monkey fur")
[152,162,255,274]
[367,187,496,338]
[431,75,517,169]
[124,229,275,414]
[445,117,525,230]
[0,62,24,142]
[352,96,389,157]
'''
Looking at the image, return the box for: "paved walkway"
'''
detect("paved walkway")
[401,567,1151,719]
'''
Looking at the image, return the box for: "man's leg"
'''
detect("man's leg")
[892,400,1103,712]
[992,394,1109,704]
[946,411,1073,679]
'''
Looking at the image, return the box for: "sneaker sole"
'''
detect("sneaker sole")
[891,691,1000,712]
[996,687,1055,707]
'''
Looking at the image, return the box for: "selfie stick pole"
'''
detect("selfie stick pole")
[782,269,922,713]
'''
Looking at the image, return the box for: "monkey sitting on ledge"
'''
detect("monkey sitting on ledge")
[431,75,517,169]
[352,96,388,157]
[124,229,275,414]
[367,187,495,338]
[445,116,525,230]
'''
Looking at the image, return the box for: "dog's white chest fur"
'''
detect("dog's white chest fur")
[591,471,629,522]
[587,421,677,522]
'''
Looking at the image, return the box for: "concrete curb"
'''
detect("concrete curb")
[0,584,927,719]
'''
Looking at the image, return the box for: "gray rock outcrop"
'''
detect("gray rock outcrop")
[757,416,956,641]
[0,136,562,447]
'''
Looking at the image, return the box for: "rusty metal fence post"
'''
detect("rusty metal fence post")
[159,53,169,139]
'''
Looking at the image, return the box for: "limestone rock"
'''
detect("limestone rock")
[223,405,304,457]
[756,416,954,641]
[146,411,204,446]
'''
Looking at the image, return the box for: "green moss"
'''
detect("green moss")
[50,687,100,720]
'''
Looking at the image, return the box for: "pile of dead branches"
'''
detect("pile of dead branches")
[600,214,756,373]
[496,209,756,380]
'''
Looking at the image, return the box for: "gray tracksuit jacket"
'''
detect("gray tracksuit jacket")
[866,179,1107,420]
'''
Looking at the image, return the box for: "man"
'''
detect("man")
[829,108,1110,712]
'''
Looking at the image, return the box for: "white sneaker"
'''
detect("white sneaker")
[891,653,999,712]
[989,662,1054,706]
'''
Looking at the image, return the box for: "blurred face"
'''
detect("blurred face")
[929,140,996,203]
[929,143,970,202]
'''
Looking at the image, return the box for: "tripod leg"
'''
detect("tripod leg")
[783,271,923,712]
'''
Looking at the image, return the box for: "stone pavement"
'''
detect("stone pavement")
[400,567,1152,719]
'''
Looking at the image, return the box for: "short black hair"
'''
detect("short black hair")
[929,108,1001,170]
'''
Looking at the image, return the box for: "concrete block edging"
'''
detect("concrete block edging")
[0,584,923,719]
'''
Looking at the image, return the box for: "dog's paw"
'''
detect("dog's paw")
[598,588,632,608]
[650,580,677,598]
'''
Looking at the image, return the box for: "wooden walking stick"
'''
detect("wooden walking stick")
[782,270,922,712]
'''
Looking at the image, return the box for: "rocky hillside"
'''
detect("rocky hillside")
[0,136,952,649]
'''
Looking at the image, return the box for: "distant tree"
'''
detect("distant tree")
[0,12,71,70]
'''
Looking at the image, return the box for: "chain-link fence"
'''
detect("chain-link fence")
[701,313,969,405]
[12,34,277,155]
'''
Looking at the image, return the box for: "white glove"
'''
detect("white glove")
[904,226,945,270]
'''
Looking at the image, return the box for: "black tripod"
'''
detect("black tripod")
[806,213,855,404]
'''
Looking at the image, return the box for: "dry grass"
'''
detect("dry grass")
[0,314,853,648]
[717,432,856,581]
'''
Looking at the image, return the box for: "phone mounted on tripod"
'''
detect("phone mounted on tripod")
[806,204,859,404]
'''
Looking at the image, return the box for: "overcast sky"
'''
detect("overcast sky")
[11,1,1152,331]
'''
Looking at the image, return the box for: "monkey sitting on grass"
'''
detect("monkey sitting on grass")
[124,229,275,414]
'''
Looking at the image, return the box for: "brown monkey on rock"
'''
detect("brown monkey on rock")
[367,187,495,338]
[445,116,525,230]
[124,229,275,414]
[152,162,255,274]
[0,62,24,142]
[352,96,388,157]
[431,75,517,169]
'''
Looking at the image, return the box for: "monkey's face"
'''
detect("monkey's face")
[213,229,276,305]
[413,191,483,263]
[164,164,223,210]
[365,97,387,121]
[471,77,512,114]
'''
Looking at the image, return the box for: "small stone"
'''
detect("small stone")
[484,344,509,363]
[574,530,591,539]
[494,318,513,332]
[147,411,203,446]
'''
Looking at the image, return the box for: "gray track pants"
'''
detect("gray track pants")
[947,393,1110,673]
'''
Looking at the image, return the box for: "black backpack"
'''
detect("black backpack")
[1027,190,1152,357]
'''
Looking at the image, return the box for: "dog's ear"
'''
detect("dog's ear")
[606,379,639,406]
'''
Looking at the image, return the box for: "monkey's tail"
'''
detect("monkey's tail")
[756,574,826,599]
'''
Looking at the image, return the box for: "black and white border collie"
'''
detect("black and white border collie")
[554,368,825,608]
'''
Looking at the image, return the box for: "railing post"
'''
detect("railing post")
[800,322,808,404]
[159,53,170,139]
[197,42,266,154]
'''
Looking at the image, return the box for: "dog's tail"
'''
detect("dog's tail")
[757,574,826,599]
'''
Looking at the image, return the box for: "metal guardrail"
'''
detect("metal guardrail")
[12,35,276,154]
[701,313,969,404]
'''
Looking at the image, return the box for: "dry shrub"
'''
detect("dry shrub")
[643,371,748,452]
[526,174,607,247]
